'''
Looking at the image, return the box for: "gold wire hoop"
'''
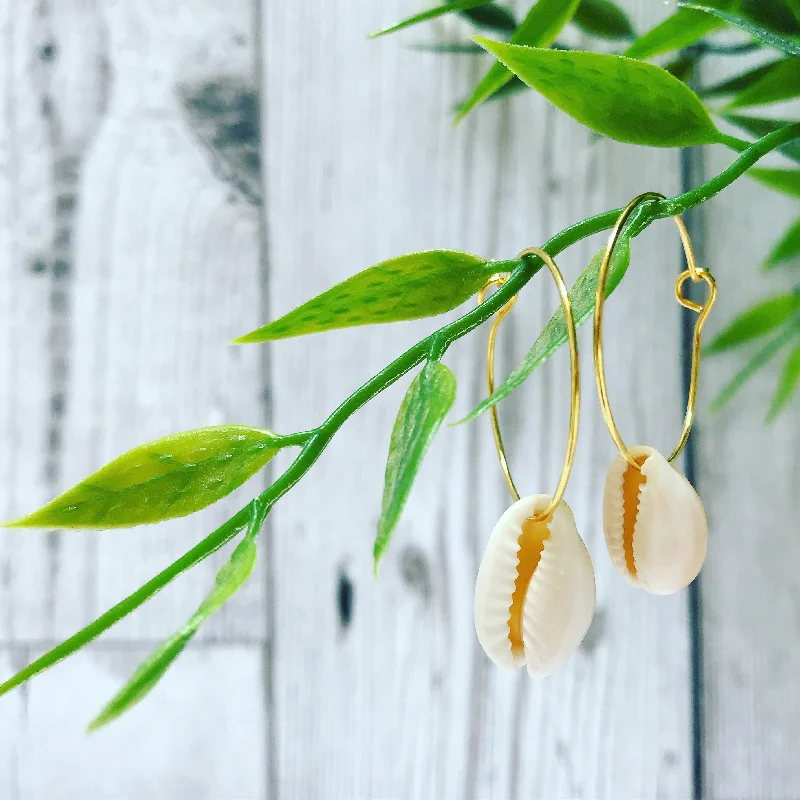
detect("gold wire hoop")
[593,192,718,470]
[479,247,580,521]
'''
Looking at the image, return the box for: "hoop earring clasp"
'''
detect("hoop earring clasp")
[478,247,580,521]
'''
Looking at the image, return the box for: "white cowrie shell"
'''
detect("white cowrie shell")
[474,495,595,677]
[603,445,707,595]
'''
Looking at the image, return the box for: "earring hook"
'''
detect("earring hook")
[593,192,717,470]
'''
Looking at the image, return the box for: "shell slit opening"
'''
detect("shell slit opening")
[508,516,551,657]
[622,455,649,578]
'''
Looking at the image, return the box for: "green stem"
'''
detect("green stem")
[0,509,250,696]
[661,123,800,217]
[715,132,749,153]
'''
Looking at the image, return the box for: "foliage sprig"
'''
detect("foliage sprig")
[2,0,800,728]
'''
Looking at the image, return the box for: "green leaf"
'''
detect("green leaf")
[460,3,517,34]
[0,503,253,700]
[749,167,800,197]
[374,360,456,569]
[624,0,736,60]
[767,340,800,421]
[88,499,267,730]
[706,293,800,352]
[711,324,798,411]
[700,59,785,99]
[234,250,502,343]
[728,58,800,108]
[679,4,800,54]
[765,217,800,267]
[455,0,581,121]
[459,238,630,423]
[473,40,721,147]
[5,426,284,529]
[369,0,499,37]
[721,114,800,164]
[572,0,635,39]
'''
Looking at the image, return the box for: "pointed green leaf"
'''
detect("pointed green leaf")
[765,217,800,268]
[721,114,800,164]
[711,324,798,411]
[5,426,284,529]
[0,503,253,699]
[374,361,456,569]
[369,0,499,38]
[455,0,581,121]
[767,340,800,421]
[473,40,721,146]
[234,251,507,343]
[89,500,267,730]
[573,0,635,39]
[749,167,800,197]
[459,238,630,423]
[706,294,800,353]
[701,59,785,99]
[624,0,736,60]
[728,58,800,108]
[680,4,800,54]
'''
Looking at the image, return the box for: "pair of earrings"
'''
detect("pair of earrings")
[473,193,718,678]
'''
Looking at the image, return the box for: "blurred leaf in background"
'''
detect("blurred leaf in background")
[764,218,800,268]
[767,340,800,420]
[456,0,582,120]
[572,0,635,40]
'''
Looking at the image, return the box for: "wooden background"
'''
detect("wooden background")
[0,0,797,798]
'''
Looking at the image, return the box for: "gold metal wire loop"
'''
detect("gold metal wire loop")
[593,193,718,470]
[478,248,580,522]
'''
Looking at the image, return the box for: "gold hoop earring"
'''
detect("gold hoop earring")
[473,248,595,678]
[594,193,717,595]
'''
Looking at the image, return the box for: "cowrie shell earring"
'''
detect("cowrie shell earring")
[593,193,717,595]
[473,248,595,677]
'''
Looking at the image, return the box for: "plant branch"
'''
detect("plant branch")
[3,124,798,700]
[256,123,800,513]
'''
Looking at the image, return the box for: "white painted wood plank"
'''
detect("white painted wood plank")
[1,645,265,800]
[0,0,270,643]
[0,0,59,645]
[699,77,800,797]
[262,2,692,797]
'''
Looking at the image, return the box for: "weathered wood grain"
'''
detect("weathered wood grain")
[0,0,59,645]
[0,0,269,796]
[261,2,692,797]
[699,75,800,797]
[1,644,265,800]
[0,0,268,644]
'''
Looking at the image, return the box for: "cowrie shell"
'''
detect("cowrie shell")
[474,495,595,677]
[603,445,707,595]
